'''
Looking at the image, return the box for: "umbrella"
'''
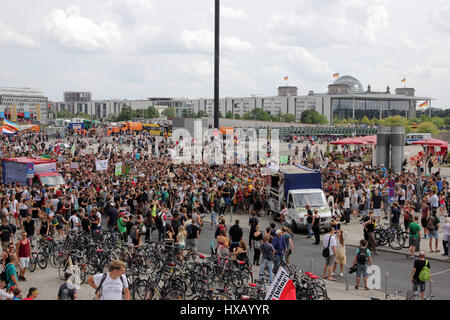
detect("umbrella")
[330,137,367,145]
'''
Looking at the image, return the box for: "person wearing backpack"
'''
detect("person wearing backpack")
[155,209,167,242]
[4,253,19,291]
[352,239,372,290]
[427,212,440,253]
[322,227,337,281]
[87,260,130,300]
[411,251,433,300]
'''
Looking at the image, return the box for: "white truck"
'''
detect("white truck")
[265,165,332,233]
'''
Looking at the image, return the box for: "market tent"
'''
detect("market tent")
[354,135,377,145]
[330,137,368,145]
[412,138,448,155]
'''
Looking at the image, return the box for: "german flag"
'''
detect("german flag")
[284,76,288,81]
[419,101,428,108]
[401,78,406,83]
[333,73,339,79]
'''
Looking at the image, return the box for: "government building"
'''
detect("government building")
[48,75,433,122]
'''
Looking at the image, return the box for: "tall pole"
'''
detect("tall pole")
[214,0,220,129]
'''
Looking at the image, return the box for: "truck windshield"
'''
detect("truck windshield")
[39,175,65,186]
[293,193,327,208]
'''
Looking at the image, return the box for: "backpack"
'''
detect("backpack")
[357,247,368,264]
[186,223,193,237]
[427,217,435,231]
[322,235,333,258]
[155,212,163,229]
[139,223,147,234]
[418,260,431,282]
[95,273,125,300]
[8,224,16,236]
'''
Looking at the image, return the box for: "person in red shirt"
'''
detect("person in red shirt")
[22,287,38,300]
[16,232,31,281]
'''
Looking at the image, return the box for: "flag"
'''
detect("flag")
[41,154,51,159]
[401,78,406,83]
[333,73,339,79]
[419,101,429,108]
[1,119,19,135]
[95,159,109,171]
[265,267,297,300]
[284,76,288,81]
[54,145,61,154]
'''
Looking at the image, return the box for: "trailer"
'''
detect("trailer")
[1,157,66,188]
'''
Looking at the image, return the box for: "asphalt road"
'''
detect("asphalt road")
[193,216,450,300]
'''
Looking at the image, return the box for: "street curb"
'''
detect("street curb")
[345,244,450,264]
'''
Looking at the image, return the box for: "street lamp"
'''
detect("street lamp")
[214,0,220,129]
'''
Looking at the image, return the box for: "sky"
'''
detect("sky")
[0,0,449,108]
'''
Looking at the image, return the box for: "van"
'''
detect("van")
[405,133,431,145]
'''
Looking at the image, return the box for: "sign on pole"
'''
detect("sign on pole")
[115,162,122,176]
[265,267,296,300]
[388,188,395,203]
[387,179,396,188]
[95,159,108,171]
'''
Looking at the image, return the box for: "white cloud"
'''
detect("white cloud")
[0,22,39,49]
[431,5,450,32]
[267,0,389,47]
[180,29,252,53]
[42,5,121,52]
[209,6,247,19]
[107,0,153,25]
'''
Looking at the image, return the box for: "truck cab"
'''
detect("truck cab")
[266,164,332,233]
[285,189,332,233]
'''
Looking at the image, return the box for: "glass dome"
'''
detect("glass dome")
[333,75,364,94]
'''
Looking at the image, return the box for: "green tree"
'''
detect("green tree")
[249,108,271,121]
[162,107,176,118]
[417,121,438,136]
[281,113,296,123]
[242,112,252,120]
[74,112,91,119]
[117,105,134,121]
[56,110,72,119]
[379,115,411,133]
[301,109,328,124]
[271,115,281,122]
[182,109,190,118]
[431,117,445,129]
[361,116,371,125]
[106,113,118,122]
[444,117,450,127]
[145,106,160,118]
[197,110,209,118]
[234,113,241,119]
[225,111,233,119]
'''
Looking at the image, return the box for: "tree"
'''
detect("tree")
[431,117,445,129]
[300,109,328,125]
[379,115,411,133]
[219,111,224,118]
[197,110,209,118]
[74,112,91,119]
[106,113,118,122]
[249,108,270,121]
[361,116,371,126]
[242,112,252,120]
[56,110,72,119]
[234,113,241,119]
[145,106,160,118]
[271,115,281,122]
[162,107,175,118]
[281,113,296,123]
[117,105,134,121]
[225,111,233,119]
[182,109,190,118]
[417,121,438,136]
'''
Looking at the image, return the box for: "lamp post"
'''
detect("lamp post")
[214,0,220,129]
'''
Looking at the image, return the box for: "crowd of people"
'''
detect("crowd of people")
[0,129,449,300]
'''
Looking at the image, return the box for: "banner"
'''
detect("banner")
[280,155,289,164]
[265,267,296,300]
[115,162,122,176]
[70,162,79,169]
[70,144,77,156]
[95,159,108,171]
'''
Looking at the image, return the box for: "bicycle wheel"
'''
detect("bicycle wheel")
[37,253,48,269]
[164,286,185,300]
[29,257,37,272]
[402,232,409,249]
[58,260,68,280]
[388,233,405,250]
[49,252,60,268]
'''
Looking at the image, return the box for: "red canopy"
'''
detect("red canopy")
[354,135,377,145]
[330,137,368,145]
[412,138,448,148]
